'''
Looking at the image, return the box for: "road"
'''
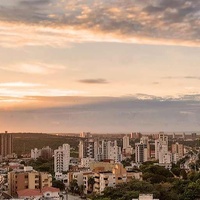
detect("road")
[68,194,82,200]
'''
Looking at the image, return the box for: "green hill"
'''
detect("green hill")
[13,133,79,156]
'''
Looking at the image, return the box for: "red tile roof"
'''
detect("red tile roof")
[17,187,60,197]
[17,189,42,197]
[42,187,60,193]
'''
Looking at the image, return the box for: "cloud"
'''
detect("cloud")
[163,76,200,80]
[152,82,159,85]
[0,82,45,87]
[0,62,65,74]
[184,76,200,80]
[0,0,199,47]
[0,87,85,99]
[78,78,109,84]
[2,97,200,132]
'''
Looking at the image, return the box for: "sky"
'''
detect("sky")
[0,0,200,133]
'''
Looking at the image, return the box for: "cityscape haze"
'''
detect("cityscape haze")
[0,1,200,199]
[0,0,200,133]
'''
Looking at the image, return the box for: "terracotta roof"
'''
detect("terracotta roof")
[42,187,60,193]
[17,189,42,197]
[17,187,60,197]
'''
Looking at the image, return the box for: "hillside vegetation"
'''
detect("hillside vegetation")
[13,133,79,156]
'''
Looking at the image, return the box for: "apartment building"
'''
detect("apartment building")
[8,167,52,196]
[93,164,127,194]
[54,144,70,173]
[41,146,53,160]
[83,172,94,194]
[96,140,122,162]
[135,143,148,163]
[31,148,41,160]
[79,132,96,159]
[172,142,184,158]
[0,131,13,158]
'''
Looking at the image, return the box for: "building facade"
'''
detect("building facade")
[8,168,52,196]
[135,143,148,163]
[0,131,13,158]
[54,144,70,173]
[31,148,41,160]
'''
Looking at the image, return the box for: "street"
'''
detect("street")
[67,194,82,200]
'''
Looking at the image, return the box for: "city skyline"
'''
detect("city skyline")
[0,0,200,132]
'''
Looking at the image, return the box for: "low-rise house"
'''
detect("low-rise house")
[17,187,60,200]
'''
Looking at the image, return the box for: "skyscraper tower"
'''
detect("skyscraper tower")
[79,132,96,159]
[0,131,13,158]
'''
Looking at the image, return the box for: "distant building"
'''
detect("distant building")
[79,132,96,159]
[41,146,53,160]
[96,140,122,162]
[147,140,155,160]
[0,131,13,158]
[130,132,142,139]
[172,142,184,163]
[123,135,130,149]
[132,194,159,200]
[155,133,171,164]
[123,135,133,158]
[31,148,41,160]
[54,144,70,173]
[191,132,197,140]
[135,143,147,163]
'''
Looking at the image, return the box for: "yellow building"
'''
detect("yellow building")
[8,169,52,197]
[94,163,127,194]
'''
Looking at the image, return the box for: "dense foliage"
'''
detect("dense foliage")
[27,157,54,174]
[13,133,79,156]
[91,163,200,200]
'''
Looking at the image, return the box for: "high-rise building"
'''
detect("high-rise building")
[172,143,184,158]
[158,132,168,146]
[135,143,147,163]
[107,140,122,162]
[155,132,169,160]
[41,146,53,160]
[0,131,13,158]
[79,132,96,159]
[123,135,130,149]
[54,144,70,173]
[155,133,171,164]
[130,132,142,139]
[96,140,122,162]
[147,140,155,160]
[31,148,41,160]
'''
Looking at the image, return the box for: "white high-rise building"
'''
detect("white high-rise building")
[96,140,122,162]
[123,135,130,149]
[31,148,41,160]
[155,133,171,164]
[108,140,122,162]
[54,144,70,173]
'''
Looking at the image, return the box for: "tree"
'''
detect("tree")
[88,176,95,193]
[52,180,65,191]
[79,184,84,196]
[69,179,79,194]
